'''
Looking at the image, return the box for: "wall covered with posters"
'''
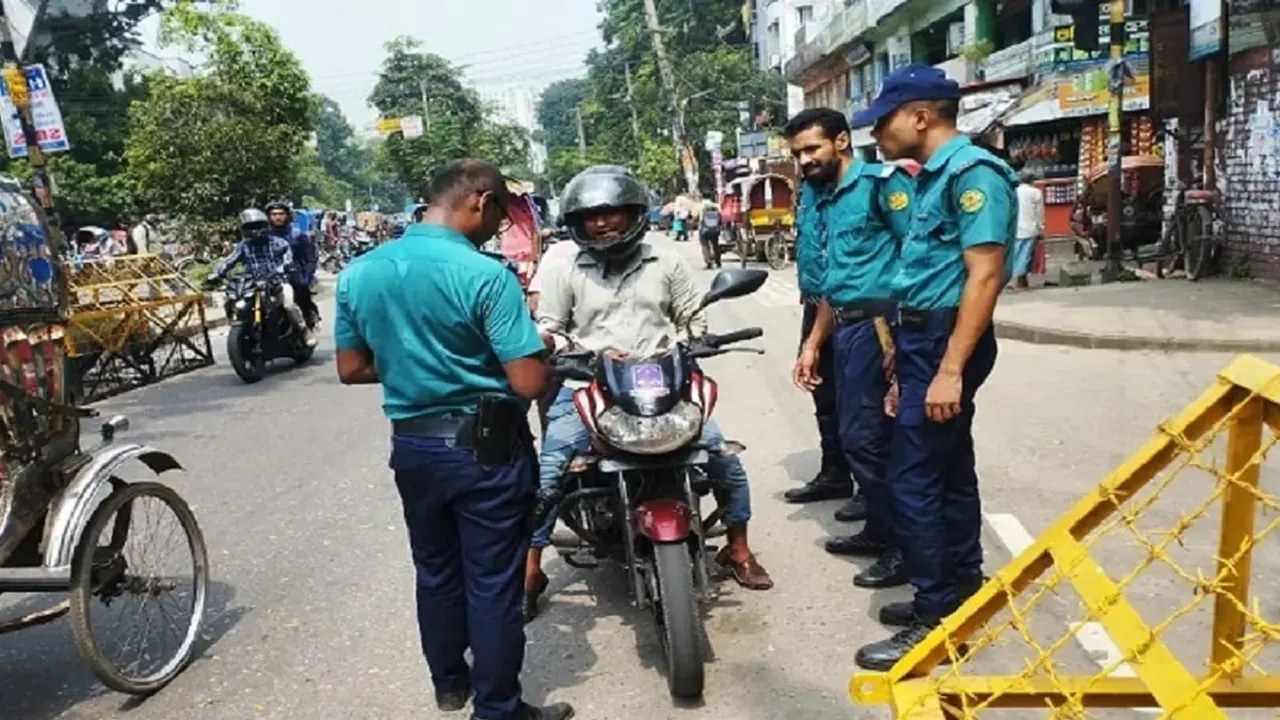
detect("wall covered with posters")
[1221,44,1280,281]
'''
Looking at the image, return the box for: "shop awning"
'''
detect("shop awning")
[998,59,1151,127]
[957,85,1022,135]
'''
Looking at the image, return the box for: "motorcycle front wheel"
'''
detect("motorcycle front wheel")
[653,541,705,700]
[227,323,266,383]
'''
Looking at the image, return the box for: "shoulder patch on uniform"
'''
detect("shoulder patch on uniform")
[958,189,986,214]
[887,191,910,211]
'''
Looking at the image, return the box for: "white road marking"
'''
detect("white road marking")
[983,512,1143,683]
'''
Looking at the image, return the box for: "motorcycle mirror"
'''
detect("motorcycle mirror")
[697,268,769,310]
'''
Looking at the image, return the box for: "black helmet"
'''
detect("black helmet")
[264,199,292,218]
[239,208,270,239]
[559,165,649,258]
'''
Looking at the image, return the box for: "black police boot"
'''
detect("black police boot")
[854,620,970,671]
[783,468,852,504]
[853,547,908,589]
[833,492,868,522]
[436,682,472,712]
[510,701,575,720]
[879,574,987,627]
[824,531,887,558]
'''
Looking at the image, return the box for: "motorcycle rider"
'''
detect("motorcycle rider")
[525,165,773,623]
[206,208,317,348]
[265,200,320,330]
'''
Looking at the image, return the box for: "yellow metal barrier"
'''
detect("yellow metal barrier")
[62,254,213,401]
[851,354,1280,718]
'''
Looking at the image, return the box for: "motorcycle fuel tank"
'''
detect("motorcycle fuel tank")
[595,349,690,417]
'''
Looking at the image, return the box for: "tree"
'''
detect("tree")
[124,1,313,221]
[311,94,364,187]
[536,79,589,155]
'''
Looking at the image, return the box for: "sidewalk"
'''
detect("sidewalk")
[994,278,1280,352]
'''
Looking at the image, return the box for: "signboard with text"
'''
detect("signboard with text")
[0,65,70,159]
[1188,0,1223,59]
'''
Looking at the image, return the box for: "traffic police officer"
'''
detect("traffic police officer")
[849,66,1016,670]
[334,158,575,720]
[785,108,915,589]
[784,112,863,523]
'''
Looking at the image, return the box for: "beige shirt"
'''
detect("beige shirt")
[527,240,581,294]
[536,242,708,361]
[1015,183,1045,239]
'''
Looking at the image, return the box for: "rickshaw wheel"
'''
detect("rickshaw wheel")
[765,234,789,271]
[70,481,209,695]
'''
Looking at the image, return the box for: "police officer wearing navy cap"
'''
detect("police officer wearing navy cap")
[334,158,575,720]
[784,107,915,588]
[848,65,1016,670]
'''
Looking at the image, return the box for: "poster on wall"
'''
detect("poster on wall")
[1188,0,1222,60]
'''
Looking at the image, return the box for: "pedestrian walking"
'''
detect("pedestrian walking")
[333,158,574,720]
[783,112,862,522]
[1011,168,1045,291]
[786,108,915,589]
[848,65,1016,670]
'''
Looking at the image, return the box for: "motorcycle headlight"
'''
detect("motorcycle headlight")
[595,401,702,455]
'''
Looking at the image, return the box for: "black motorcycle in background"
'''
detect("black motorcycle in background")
[213,274,314,383]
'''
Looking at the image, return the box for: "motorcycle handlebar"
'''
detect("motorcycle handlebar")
[705,327,763,347]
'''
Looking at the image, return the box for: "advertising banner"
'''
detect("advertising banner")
[0,65,71,159]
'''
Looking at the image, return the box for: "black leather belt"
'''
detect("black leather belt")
[833,300,895,325]
[392,413,471,439]
[898,307,959,331]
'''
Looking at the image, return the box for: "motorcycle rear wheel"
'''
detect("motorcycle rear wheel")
[227,324,266,384]
[653,541,705,700]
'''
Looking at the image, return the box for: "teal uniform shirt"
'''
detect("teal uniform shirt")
[819,159,915,307]
[794,181,825,300]
[891,136,1018,311]
[333,223,545,420]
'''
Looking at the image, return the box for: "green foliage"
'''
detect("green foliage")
[535,0,784,197]
[125,1,313,220]
[369,36,531,194]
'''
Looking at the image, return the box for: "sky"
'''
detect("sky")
[142,0,604,131]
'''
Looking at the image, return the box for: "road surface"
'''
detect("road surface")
[2,234,1277,719]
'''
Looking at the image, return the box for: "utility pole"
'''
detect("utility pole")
[1102,0,1128,280]
[1201,0,1225,196]
[419,79,431,132]
[623,62,643,153]
[574,104,587,160]
[641,0,699,194]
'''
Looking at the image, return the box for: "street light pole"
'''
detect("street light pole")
[1103,0,1128,281]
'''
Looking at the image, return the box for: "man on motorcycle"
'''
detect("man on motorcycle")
[206,208,317,347]
[265,200,320,330]
[524,166,773,622]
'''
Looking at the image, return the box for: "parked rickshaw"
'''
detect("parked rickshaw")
[725,173,794,271]
[0,175,208,695]
[493,178,545,290]
[1074,155,1166,266]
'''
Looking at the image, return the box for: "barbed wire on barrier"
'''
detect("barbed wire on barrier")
[850,354,1280,719]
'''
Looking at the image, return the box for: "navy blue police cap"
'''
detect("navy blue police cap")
[850,64,960,130]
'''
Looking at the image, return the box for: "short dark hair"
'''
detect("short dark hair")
[427,158,509,208]
[782,108,850,141]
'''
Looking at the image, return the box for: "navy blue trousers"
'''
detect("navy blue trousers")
[390,435,535,720]
[801,302,848,474]
[889,315,998,622]
[831,319,893,543]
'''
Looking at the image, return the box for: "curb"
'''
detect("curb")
[994,320,1280,353]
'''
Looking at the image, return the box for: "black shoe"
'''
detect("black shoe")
[436,682,472,712]
[824,532,887,558]
[853,548,908,589]
[522,702,576,720]
[784,472,852,504]
[879,575,987,627]
[523,573,549,624]
[854,621,969,671]
[833,493,867,522]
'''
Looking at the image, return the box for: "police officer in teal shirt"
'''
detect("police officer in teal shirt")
[848,66,1017,671]
[785,108,915,591]
[784,121,860,518]
[334,159,574,720]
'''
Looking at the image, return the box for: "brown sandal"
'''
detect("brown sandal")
[716,547,774,590]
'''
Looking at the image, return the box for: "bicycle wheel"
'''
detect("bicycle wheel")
[1182,205,1215,281]
[70,481,209,695]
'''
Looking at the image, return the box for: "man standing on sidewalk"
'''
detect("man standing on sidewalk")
[850,65,1015,670]
[788,108,915,589]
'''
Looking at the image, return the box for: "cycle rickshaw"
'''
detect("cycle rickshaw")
[0,175,208,695]
[724,173,794,271]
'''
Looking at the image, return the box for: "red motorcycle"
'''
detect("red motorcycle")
[546,268,768,700]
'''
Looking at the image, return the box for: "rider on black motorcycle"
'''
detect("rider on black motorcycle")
[523,166,774,621]
[265,200,320,331]
[206,208,317,347]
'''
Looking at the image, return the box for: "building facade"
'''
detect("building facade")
[751,0,836,116]
[479,85,547,175]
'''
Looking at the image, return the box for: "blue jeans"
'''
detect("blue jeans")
[889,315,998,622]
[390,435,535,720]
[532,387,752,549]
